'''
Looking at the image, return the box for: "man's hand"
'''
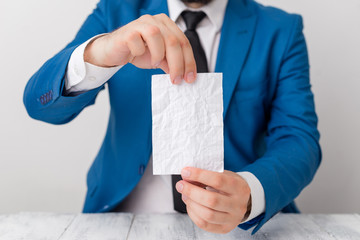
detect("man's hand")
[176,167,251,234]
[84,14,197,84]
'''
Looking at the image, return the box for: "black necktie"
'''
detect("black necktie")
[181,10,208,73]
[172,10,208,214]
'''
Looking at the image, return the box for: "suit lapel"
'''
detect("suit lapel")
[215,0,258,117]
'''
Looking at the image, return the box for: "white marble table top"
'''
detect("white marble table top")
[0,213,359,239]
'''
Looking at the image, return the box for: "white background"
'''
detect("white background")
[0,0,359,214]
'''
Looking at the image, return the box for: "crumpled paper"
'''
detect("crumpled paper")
[152,73,224,175]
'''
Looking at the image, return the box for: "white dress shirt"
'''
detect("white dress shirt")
[65,0,265,223]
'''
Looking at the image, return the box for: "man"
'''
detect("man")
[23,0,321,234]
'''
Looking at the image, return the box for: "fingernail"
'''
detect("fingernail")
[176,182,183,192]
[186,72,195,83]
[181,169,191,178]
[174,76,182,84]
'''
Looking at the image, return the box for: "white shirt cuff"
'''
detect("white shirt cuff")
[65,35,122,93]
[237,171,266,223]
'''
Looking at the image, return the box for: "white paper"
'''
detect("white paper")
[152,73,224,175]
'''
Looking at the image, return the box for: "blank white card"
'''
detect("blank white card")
[152,73,224,175]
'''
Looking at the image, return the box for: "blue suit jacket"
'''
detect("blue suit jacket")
[23,0,321,233]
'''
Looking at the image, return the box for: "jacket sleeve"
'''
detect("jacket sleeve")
[239,15,322,233]
[23,0,110,124]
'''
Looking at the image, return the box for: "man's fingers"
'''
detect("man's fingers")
[126,31,146,59]
[140,25,165,67]
[181,168,236,194]
[187,180,207,189]
[181,42,197,83]
[186,202,233,234]
[176,180,232,212]
[139,14,185,84]
[123,13,197,84]
[182,195,230,225]
[155,13,197,83]
[128,13,198,84]
[162,29,185,84]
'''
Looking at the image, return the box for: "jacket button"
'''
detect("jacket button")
[139,164,145,175]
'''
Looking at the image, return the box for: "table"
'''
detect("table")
[0,213,359,239]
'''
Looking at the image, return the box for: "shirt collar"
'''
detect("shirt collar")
[167,0,229,32]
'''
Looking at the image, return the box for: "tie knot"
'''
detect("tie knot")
[181,10,206,31]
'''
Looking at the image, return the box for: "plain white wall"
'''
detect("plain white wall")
[0,0,359,214]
